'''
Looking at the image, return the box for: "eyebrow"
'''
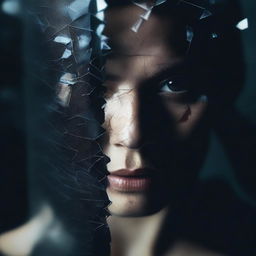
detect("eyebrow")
[149,64,185,82]
[105,61,185,83]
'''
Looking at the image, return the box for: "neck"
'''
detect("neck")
[107,207,168,256]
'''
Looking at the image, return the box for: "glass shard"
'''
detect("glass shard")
[96,24,105,36]
[132,1,150,11]
[211,32,218,39]
[59,73,77,85]
[67,0,90,21]
[200,9,212,20]
[179,0,204,10]
[96,0,107,12]
[236,18,249,30]
[56,84,72,107]
[61,49,72,59]
[155,0,167,6]
[69,14,91,31]
[140,9,152,20]
[101,41,111,51]
[95,11,104,22]
[131,18,144,33]
[54,35,71,45]
[186,25,194,43]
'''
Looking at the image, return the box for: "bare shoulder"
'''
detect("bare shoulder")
[0,205,53,256]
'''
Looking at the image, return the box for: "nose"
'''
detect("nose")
[107,90,142,149]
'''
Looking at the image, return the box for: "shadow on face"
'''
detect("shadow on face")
[103,3,209,217]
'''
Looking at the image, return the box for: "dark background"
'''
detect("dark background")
[0,0,27,232]
[0,0,256,255]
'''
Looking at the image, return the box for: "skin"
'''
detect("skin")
[0,4,225,256]
[102,4,219,256]
[0,205,54,256]
[104,5,208,217]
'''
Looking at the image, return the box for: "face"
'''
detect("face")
[103,5,208,217]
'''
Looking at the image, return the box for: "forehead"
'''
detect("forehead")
[105,5,174,54]
[105,5,186,81]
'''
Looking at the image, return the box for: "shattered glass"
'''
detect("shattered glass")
[131,0,167,32]
[200,9,212,19]
[2,0,255,255]
[22,0,110,255]
[236,18,249,30]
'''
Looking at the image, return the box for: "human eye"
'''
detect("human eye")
[159,76,188,94]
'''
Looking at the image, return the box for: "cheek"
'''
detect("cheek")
[103,99,126,133]
[163,96,208,137]
[163,100,190,122]
[103,97,121,129]
[103,92,136,132]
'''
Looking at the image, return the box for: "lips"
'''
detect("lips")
[107,168,154,192]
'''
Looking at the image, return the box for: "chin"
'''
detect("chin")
[107,187,166,217]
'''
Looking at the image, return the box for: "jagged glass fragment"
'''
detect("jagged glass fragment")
[37,7,71,34]
[132,0,156,32]
[211,32,218,39]
[96,24,105,36]
[60,73,77,85]
[180,0,204,10]
[96,0,107,12]
[68,0,90,21]
[140,9,152,20]
[131,18,143,33]
[54,35,71,45]
[200,9,212,20]
[77,34,91,49]
[23,0,111,253]
[101,103,106,110]
[95,11,104,22]
[61,49,72,59]
[101,41,111,50]
[91,15,103,30]
[155,0,167,6]
[69,14,91,31]
[69,27,91,52]
[186,26,194,42]
[101,34,109,41]
[133,1,150,11]
[131,0,168,33]
[236,18,249,30]
[56,84,72,107]
[74,47,92,64]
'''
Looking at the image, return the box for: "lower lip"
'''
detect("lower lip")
[107,175,152,192]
